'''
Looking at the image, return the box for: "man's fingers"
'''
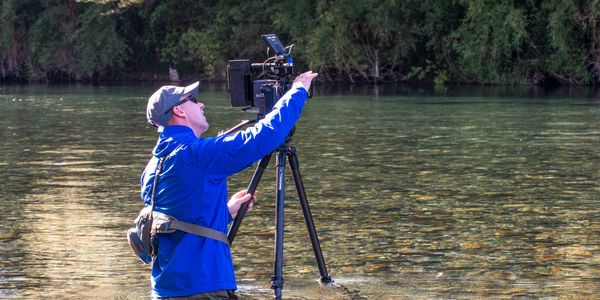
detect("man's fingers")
[295,71,318,81]
[305,71,318,78]
[240,193,255,203]
[231,189,257,207]
[232,190,246,198]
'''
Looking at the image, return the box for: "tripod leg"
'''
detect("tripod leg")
[271,149,286,299]
[228,153,272,244]
[287,146,333,284]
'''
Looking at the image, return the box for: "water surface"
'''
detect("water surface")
[0,84,598,299]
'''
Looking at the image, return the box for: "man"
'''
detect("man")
[142,71,318,299]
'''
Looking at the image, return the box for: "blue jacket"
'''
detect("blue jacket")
[140,84,308,297]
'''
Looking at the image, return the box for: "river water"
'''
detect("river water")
[0,84,598,299]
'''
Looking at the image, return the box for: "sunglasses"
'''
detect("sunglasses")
[168,95,199,113]
[182,95,199,104]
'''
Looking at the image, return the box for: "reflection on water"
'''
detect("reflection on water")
[0,84,598,299]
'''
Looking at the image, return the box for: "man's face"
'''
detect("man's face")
[179,98,209,136]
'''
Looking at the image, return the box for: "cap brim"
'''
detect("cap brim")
[179,81,199,100]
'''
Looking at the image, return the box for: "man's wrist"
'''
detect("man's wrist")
[292,81,306,91]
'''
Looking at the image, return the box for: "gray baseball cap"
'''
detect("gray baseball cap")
[146,81,200,128]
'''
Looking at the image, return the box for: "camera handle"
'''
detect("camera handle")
[219,119,257,136]
[226,130,333,299]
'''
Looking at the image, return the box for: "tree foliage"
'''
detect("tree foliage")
[0,0,599,84]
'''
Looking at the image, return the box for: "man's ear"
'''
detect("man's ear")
[171,105,186,117]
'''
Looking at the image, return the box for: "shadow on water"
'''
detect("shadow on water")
[0,83,599,299]
[317,82,600,100]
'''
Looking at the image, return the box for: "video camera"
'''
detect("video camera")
[227,34,295,115]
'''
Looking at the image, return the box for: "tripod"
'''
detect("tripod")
[226,125,333,299]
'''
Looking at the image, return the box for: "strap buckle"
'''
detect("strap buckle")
[153,211,177,234]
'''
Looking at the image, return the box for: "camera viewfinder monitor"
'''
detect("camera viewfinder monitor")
[262,34,286,56]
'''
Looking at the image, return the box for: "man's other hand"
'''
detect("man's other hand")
[228,190,257,218]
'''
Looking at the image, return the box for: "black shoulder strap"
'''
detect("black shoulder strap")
[149,156,167,208]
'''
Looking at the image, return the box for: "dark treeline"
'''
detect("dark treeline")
[1,0,599,85]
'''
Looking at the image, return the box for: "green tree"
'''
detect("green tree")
[0,0,43,80]
[0,0,19,77]
[1,0,600,84]
[449,0,528,84]
[28,0,79,80]
[73,2,128,79]
[543,0,598,84]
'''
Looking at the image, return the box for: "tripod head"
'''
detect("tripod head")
[284,126,296,145]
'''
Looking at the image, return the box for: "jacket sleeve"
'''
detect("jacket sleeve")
[194,83,308,178]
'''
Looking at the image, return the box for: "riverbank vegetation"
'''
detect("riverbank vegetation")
[1,0,599,85]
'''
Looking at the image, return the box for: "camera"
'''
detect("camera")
[227,34,295,115]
